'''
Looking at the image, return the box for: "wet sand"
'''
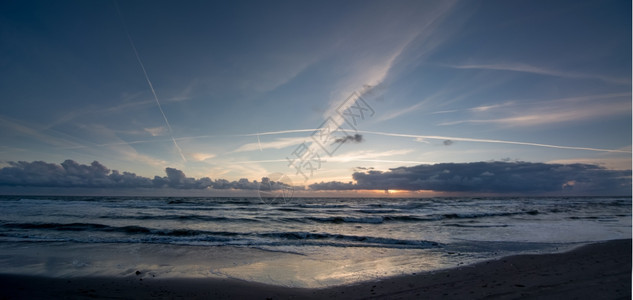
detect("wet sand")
[0,239,630,299]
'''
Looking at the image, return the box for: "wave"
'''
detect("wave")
[306,216,385,224]
[276,215,434,224]
[296,204,352,209]
[90,209,541,226]
[2,222,239,238]
[257,231,441,249]
[437,210,539,219]
[366,202,431,210]
[444,223,509,228]
[383,215,435,222]
[278,211,537,224]
[98,214,261,223]
[3,222,111,231]
[0,222,442,249]
[260,231,438,244]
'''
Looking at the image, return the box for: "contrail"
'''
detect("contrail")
[242,128,631,154]
[114,1,187,162]
[63,125,631,154]
[256,132,263,151]
[357,130,632,153]
[242,129,316,136]
[171,129,317,141]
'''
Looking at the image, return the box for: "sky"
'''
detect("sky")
[0,0,631,196]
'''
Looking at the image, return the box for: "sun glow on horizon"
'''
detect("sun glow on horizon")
[361,189,440,197]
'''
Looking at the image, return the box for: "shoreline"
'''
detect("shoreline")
[0,239,630,299]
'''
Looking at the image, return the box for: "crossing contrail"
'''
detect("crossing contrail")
[114,1,187,162]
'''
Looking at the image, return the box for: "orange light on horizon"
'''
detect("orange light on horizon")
[361,189,442,197]
[365,189,408,195]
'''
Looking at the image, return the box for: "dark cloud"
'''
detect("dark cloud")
[443,140,453,146]
[258,176,295,192]
[3,160,629,195]
[333,134,363,144]
[309,161,631,195]
[0,160,291,191]
[151,167,213,189]
[0,160,153,188]
[308,181,356,190]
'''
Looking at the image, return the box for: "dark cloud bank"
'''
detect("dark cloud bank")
[0,160,289,191]
[0,160,630,195]
[310,161,631,195]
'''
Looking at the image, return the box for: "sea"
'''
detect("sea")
[0,195,630,287]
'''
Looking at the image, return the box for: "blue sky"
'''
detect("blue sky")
[0,0,630,196]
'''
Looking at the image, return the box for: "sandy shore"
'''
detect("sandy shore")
[0,239,630,299]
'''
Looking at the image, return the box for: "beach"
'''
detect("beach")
[1,239,629,299]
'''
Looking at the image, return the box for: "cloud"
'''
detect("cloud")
[321,0,458,126]
[446,63,630,85]
[308,181,356,191]
[0,116,82,148]
[0,160,153,188]
[309,161,631,195]
[440,101,631,127]
[144,127,166,137]
[547,157,632,171]
[439,93,632,127]
[233,137,307,152]
[469,102,515,112]
[0,160,292,190]
[333,134,364,144]
[190,152,216,161]
[379,101,425,121]
[329,149,414,163]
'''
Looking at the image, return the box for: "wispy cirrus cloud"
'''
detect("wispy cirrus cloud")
[110,145,170,169]
[328,149,413,163]
[440,102,630,126]
[233,137,307,153]
[144,127,166,137]
[469,101,515,112]
[440,93,631,127]
[379,101,426,121]
[190,152,216,162]
[0,116,84,149]
[445,62,630,85]
[323,0,459,121]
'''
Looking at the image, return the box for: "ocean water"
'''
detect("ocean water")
[0,196,630,287]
